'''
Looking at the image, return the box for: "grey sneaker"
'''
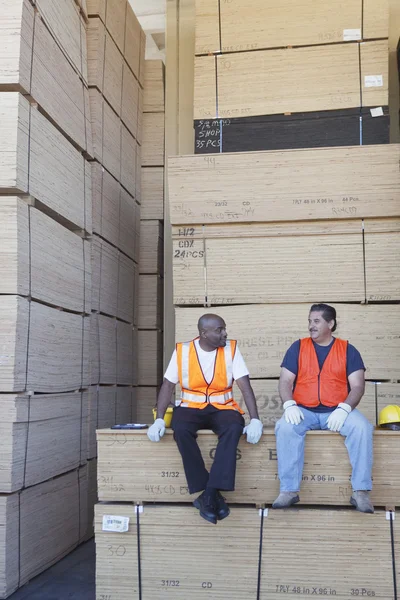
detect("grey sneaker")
[272,492,300,509]
[350,491,374,514]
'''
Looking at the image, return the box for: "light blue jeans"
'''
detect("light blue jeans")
[275,408,374,492]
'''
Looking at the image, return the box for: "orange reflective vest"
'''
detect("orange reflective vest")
[293,337,348,408]
[176,338,244,413]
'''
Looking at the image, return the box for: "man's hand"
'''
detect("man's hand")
[243,418,263,444]
[147,418,166,442]
[283,400,304,425]
[327,403,351,432]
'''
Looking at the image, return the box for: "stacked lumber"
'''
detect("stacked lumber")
[87,0,145,456]
[95,430,400,598]
[135,60,165,423]
[193,0,391,152]
[0,0,100,594]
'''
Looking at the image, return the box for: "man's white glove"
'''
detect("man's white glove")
[327,403,351,432]
[283,400,304,425]
[243,418,263,444]
[147,418,166,442]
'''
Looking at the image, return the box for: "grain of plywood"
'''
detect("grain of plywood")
[91,162,120,247]
[0,493,19,598]
[87,16,105,90]
[360,40,389,108]
[88,87,103,161]
[138,274,163,330]
[119,187,139,261]
[124,2,141,80]
[175,304,400,380]
[139,220,163,275]
[31,15,87,151]
[35,0,82,79]
[27,302,84,393]
[29,106,88,230]
[0,296,29,392]
[141,166,164,219]
[117,321,134,384]
[194,43,363,120]
[138,30,146,87]
[105,0,126,53]
[90,313,117,384]
[97,429,400,506]
[142,112,165,166]
[0,197,29,296]
[194,0,220,54]
[0,0,34,93]
[363,0,389,39]
[91,236,118,316]
[117,253,136,324]
[80,15,89,84]
[102,97,121,180]
[121,61,139,138]
[143,59,165,112]
[135,142,142,203]
[364,218,400,301]
[82,315,91,388]
[104,31,123,115]
[87,0,105,21]
[137,329,163,386]
[87,386,117,458]
[168,144,400,225]
[0,92,29,193]
[120,125,137,197]
[136,86,143,144]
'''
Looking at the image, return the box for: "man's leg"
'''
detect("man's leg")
[274,409,319,494]
[171,406,210,494]
[207,408,245,491]
[321,408,374,512]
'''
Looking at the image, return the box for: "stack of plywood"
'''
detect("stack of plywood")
[87,0,146,457]
[193,0,391,152]
[94,429,400,599]
[0,0,95,594]
[136,60,165,423]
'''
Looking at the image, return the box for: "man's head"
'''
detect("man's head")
[308,303,337,344]
[197,314,227,350]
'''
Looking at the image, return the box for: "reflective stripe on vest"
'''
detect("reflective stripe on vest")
[293,337,348,408]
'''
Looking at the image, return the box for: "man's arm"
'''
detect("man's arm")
[278,367,296,403]
[235,375,259,420]
[344,369,365,410]
[156,378,176,418]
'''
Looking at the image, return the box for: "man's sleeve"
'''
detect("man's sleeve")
[232,345,250,380]
[280,340,300,376]
[163,349,179,384]
[346,344,366,376]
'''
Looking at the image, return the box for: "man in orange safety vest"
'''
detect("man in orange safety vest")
[147,313,263,524]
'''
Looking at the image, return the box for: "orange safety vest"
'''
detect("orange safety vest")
[176,338,244,413]
[293,337,349,408]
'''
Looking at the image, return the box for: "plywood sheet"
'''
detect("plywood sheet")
[117,321,134,384]
[87,0,105,21]
[102,97,121,180]
[96,236,118,316]
[143,59,165,112]
[120,125,137,197]
[124,2,141,80]
[195,0,220,55]
[364,219,400,301]
[121,61,139,137]
[88,87,103,162]
[141,166,164,219]
[0,197,29,296]
[195,43,363,119]
[363,0,389,39]
[87,16,105,90]
[91,162,120,246]
[117,253,136,323]
[0,296,29,392]
[137,329,163,386]
[142,112,165,166]
[31,15,87,151]
[104,31,123,115]
[360,40,389,108]
[0,0,34,93]
[97,429,400,506]
[175,304,400,380]
[0,92,29,193]
[119,187,139,261]
[27,302,84,393]
[139,220,163,275]
[168,145,400,225]
[30,107,87,230]
[135,386,158,423]
[90,313,117,384]
[105,0,126,53]
[138,274,163,329]
[116,387,133,424]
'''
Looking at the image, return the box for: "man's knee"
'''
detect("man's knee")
[172,422,196,440]
[344,410,374,436]
[275,416,296,437]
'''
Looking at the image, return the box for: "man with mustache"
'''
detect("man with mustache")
[147,313,263,524]
[273,303,374,513]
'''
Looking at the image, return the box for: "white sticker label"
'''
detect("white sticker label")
[102,515,130,532]
[364,75,383,88]
[343,28,361,41]
[370,107,384,117]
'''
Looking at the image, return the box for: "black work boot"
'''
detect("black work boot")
[215,491,230,521]
[193,492,217,524]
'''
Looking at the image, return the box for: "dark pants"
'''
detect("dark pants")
[171,405,245,494]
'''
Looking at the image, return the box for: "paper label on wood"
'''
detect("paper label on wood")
[370,106,384,117]
[364,75,383,87]
[343,28,361,40]
[102,515,130,532]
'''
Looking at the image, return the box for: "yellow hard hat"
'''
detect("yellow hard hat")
[378,405,400,430]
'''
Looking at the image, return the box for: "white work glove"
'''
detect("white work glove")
[147,418,166,442]
[327,403,351,432]
[283,400,304,425]
[243,418,263,444]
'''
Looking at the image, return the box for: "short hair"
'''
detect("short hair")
[309,303,337,333]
